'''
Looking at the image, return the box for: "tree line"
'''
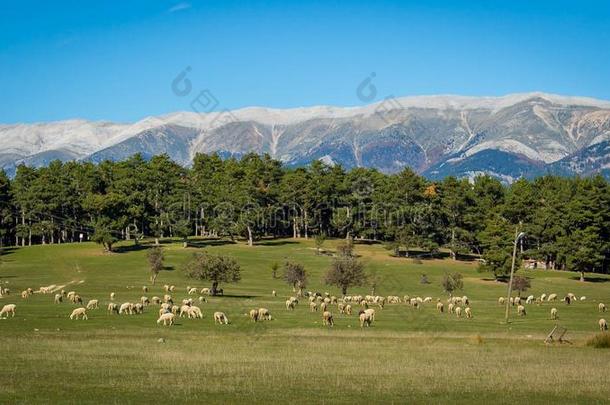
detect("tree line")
[0,152,608,277]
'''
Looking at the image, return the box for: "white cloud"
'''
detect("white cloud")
[169,2,191,12]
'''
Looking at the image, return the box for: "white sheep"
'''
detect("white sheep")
[436,302,444,313]
[0,304,16,318]
[188,306,203,319]
[188,287,198,295]
[86,299,99,310]
[448,303,455,314]
[550,307,558,320]
[359,311,372,327]
[140,296,150,306]
[21,290,29,299]
[142,286,148,293]
[285,300,296,310]
[599,303,606,312]
[310,301,318,312]
[214,311,229,324]
[201,288,210,295]
[133,303,144,314]
[258,308,272,321]
[107,303,119,314]
[119,302,133,315]
[249,308,259,322]
[547,293,557,302]
[599,318,608,331]
[157,312,175,326]
[322,311,334,327]
[271,290,276,297]
[526,295,535,304]
[455,307,462,318]
[179,305,191,317]
[364,308,376,321]
[198,296,207,303]
[151,296,161,305]
[580,296,587,301]
[110,292,115,300]
[345,304,352,315]
[54,294,63,304]
[498,297,505,305]
[517,305,526,316]
[70,307,88,320]
[465,307,472,319]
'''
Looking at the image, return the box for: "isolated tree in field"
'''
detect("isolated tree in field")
[314,233,326,255]
[147,246,164,285]
[283,261,307,296]
[441,272,463,296]
[183,252,241,295]
[92,222,118,252]
[325,255,366,296]
[271,262,280,279]
[511,275,531,297]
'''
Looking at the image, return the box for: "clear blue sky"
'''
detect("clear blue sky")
[1,0,610,123]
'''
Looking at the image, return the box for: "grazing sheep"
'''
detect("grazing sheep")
[0,304,16,318]
[359,311,372,328]
[182,298,193,306]
[338,303,346,314]
[169,285,176,292]
[171,305,180,315]
[345,304,352,315]
[448,303,455,314]
[201,288,210,295]
[331,296,338,304]
[163,294,172,303]
[151,296,161,305]
[498,297,505,305]
[320,302,328,312]
[133,303,144,314]
[322,311,334,327]
[423,297,433,303]
[599,318,608,331]
[540,293,547,302]
[21,290,29,299]
[119,302,133,315]
[86,299,99,310]
[27,288,33,295]
[455,307,463,318]
[179,305,192,317]
[509,297,514,306]
[157,312,175,326]
[462,296,469,306]
[54,294,63,304]
[249,309,259,322]
[198,296,207,303]
[258,308,272,321]
[271,290,277,297]
[188,306,203,319]
[163,285,170,292]
[140,296,150,306]
[364,308,376,321]
[214,311,229,324]
[550,307,558,320]
[72,295,83,305]
[188,288,198,295]
[310,301,318,312]
[107,303,119,314]
[160,302,171,311]
[436,302,444,313]
[110,292,115,300]
[286,300,296,310]
[580,296,587,301]
[599,303,606,312]
[70,307,88,320]
[142,286,148,293]
[547,293,557,302]
[465,307,472,319]
[526,295,535,304]
[517,305,526,316]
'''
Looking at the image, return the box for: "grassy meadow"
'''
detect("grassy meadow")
[1,238,609,404]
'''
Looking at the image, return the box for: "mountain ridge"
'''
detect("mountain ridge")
[1,92,610,181]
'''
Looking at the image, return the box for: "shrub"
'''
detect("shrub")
[585,333,610,348]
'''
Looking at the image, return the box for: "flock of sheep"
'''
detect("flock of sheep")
[1,284,608,332]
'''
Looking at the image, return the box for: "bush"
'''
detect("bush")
[585,333,610,348]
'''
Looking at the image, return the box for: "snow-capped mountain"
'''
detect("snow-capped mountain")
[2,92,610,181]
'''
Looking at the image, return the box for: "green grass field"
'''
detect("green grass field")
[1,238,609,404]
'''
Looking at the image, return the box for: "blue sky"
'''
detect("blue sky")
[1,0,609,123]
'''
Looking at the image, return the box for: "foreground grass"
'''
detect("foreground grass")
[1,331,609,404]
[1,238,609,403]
